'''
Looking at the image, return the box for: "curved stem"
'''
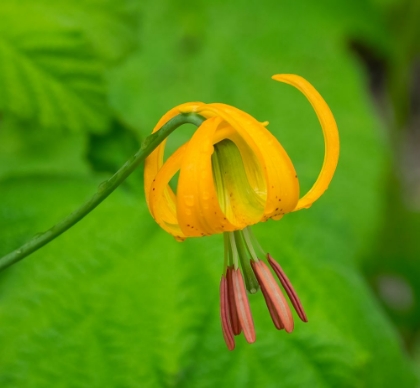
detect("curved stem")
[0,113,206,272]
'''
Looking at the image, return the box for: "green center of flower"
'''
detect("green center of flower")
[211,139,266,227]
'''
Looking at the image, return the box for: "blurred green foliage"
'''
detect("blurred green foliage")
[0,0,419,387]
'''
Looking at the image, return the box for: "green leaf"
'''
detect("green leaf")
[0,0,417,386]
[0,171,415,387]
[20,0,140,63]
[0,0,139,133]
[0,118,90,180]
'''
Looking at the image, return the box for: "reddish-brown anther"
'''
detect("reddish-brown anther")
[251,260,284,330]
[251,260,294,333]
[220,275,235,350]
[268,254,308,322]
[226,266,242,335]
[232,268,256,343]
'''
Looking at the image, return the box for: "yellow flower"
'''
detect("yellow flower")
[144,74,339,350]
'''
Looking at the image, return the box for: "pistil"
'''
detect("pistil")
[233,231,259,294]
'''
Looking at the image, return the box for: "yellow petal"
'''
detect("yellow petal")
[149,144,187,240]
[185,103,300,220]
[176,117,238,236]
[144,102,204,212]
[272,74,339,211]
[211,137,266,226]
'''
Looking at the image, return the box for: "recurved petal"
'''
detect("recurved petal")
[272,74,339,211]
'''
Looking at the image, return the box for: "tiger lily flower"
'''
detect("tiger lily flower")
[144,74,339,350]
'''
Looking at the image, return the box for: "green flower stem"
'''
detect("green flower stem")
[223,233,230,274]
[228,232,240,270]
[0,113,206,272]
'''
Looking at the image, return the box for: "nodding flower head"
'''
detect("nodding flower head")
[144,74,339,350]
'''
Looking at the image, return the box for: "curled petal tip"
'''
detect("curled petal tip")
[271,73,339,212]
[271,73,299,82]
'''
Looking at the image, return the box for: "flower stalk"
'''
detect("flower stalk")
[0,113,205,272]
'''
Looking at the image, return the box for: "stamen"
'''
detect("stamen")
[232,269,256,343]
[251,260,294,333]
[251,260,284,330]
[268,254,308,322]
[220,275,235,350]
[227,266,242,335]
